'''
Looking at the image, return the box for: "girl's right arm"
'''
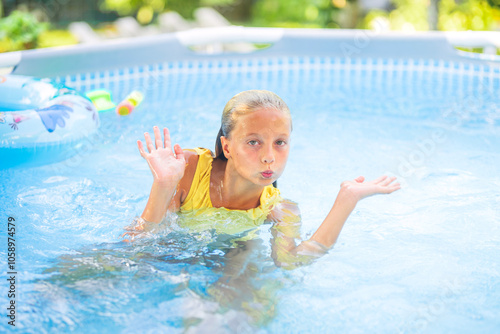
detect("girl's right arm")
[123,126,199,241]
[137,126,186,223]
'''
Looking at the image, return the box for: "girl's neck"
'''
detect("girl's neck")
[210,158,263,210]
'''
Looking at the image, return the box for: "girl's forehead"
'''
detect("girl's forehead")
[234,108,291,130]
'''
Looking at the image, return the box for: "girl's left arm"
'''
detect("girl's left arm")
[269,175,400,269]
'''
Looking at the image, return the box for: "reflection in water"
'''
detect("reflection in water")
[25,211,320,333]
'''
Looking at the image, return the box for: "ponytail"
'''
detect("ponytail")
[214,126,227,161]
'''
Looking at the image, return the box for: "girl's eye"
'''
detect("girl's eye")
[248,140,259,146]
[276,140,286,146]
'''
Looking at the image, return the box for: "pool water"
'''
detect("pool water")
[1,56,499,333]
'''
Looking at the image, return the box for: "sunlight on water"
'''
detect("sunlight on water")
[1,58,499,333]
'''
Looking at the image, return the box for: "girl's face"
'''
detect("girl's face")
[221,107,291,187]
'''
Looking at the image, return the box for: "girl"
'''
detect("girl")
[130,90,400,257]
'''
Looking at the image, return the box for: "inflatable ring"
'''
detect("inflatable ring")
[0,75,100,169]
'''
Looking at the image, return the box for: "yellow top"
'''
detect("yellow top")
[178,147,282,235]
[175,148,322,270]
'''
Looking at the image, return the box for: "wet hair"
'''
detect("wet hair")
[214,90,291,188]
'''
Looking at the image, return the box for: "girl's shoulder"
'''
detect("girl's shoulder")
[178,149,201,204]
[178,148,213,203]
[182,147,214,172]
[183,147,214,157]
[182,148,200,163]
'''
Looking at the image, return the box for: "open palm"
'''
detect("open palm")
[137,126,186,184]
[341,175,401,201]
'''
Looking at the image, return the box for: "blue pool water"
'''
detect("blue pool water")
[1,56,499,333]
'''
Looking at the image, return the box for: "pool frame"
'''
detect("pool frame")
[1,27,499,81]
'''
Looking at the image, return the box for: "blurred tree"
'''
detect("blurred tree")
[487,0,500,8]
[389,0,429,30]
[97,0,500,30]
[208,0,254,23]
[361,0,500,31]
[251,0,358,28]
[360,0,427,30]
[429,0,439,29]
[0,10,48,50]
[102,0,168,23]
[101,0,243,24]
[438,0,500,30]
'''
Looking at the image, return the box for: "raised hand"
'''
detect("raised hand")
[340,175,401,202]
[137,126,186,185]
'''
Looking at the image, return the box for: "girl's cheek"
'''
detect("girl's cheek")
[244,145,260,154]
[276,146,289,155]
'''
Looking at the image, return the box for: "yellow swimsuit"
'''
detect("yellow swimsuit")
[177,148,319,270]
[178,147,282,235]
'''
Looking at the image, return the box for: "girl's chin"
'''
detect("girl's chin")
[257,177,277,186]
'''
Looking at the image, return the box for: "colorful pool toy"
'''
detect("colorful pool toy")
[86,89,116,111]
[116,91,144,116]
[0,75,100,168]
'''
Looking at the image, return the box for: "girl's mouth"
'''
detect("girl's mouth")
[261,171,273,178]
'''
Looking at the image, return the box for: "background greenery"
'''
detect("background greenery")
[0,0,499,52]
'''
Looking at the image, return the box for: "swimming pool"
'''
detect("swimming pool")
[1,28,499,333]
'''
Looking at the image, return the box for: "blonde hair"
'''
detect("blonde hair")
[214,90,291,160]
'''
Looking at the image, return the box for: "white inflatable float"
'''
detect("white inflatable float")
[0,75,99,168]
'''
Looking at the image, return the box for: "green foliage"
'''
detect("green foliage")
[2,0,498,53]
[361,0,431,31]
[0,10,48,51]
[487,0,500,8]
[252,0,345,28]
[438,0,500,30]
[359,10,389,30]
[101,0,203,23]
[98,0,500,31]
[37,30,79,49]
[389,0,429,30]
[361,0,500,31]
[201,0,237,5]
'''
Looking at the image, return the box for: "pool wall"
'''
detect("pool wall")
[1,27,499,80]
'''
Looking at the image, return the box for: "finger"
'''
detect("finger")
[120,232,133,240]
[163,127,172,151]
[144,132,154,153]
[154,126,163,150]
[122,236,135,243]
[381,183,401,194]
[372,175,388,184]
[173,144,185,161]
[124,225,137,232]
[137,140,147,158]
[355,176,365,183]
[390,183,401,191]
[121,232,139,241]
[380,176,397,187]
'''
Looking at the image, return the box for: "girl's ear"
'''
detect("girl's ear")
[220,136,231,159]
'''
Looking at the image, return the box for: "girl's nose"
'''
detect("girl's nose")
[262,146,275,164]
